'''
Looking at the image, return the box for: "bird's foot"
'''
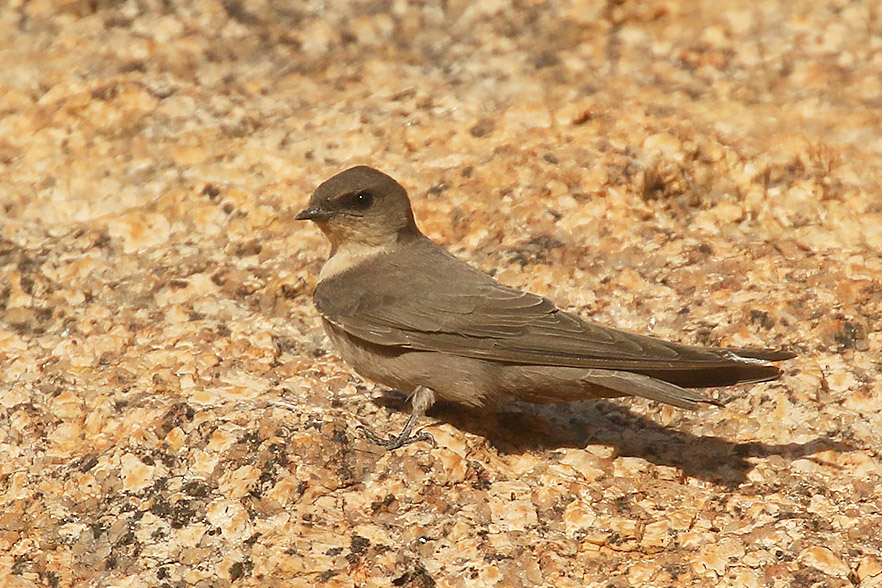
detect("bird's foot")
[359,386,437,450]
[358,425,435,450]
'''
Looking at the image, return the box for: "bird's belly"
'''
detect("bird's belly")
[320,318,498,408]
[321,318,412,389]
[492,364,623,403]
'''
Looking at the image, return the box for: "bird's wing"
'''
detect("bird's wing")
[314,238,790,384]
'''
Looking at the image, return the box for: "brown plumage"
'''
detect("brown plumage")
[297,166,794,448]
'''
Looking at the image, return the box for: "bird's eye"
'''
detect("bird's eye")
[339,191,374,211]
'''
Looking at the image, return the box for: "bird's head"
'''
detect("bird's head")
[296,166,420,251]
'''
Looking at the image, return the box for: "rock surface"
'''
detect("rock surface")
[1,1,880,586]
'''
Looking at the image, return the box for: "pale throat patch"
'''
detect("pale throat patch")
[319,241,391,281]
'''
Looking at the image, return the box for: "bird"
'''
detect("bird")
[296,165,794,449]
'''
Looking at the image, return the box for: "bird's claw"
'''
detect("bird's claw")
[358,425,435,450]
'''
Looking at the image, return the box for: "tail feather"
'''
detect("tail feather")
[635,363,783,388]
[722,347,796,362]
[580,346,793,408]
[582,370,722,410]
[629,345,793,388]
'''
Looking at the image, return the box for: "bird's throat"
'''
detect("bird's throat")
[318,241,393,282]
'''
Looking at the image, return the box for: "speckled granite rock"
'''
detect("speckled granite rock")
[1,1,880,587]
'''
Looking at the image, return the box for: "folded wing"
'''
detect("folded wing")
[315,238,793,388]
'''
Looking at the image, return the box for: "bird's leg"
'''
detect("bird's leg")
[359,385,436,450]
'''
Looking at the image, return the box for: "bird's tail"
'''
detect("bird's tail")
[581,370,722,410]
[635,347,795,388]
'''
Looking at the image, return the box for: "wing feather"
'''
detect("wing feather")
[315,238,791,382]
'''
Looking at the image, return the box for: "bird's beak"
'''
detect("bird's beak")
[295,206,333,221]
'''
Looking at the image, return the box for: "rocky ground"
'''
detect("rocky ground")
[1,0,881,586]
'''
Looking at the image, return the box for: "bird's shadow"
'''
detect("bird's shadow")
[370,393,856,488]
